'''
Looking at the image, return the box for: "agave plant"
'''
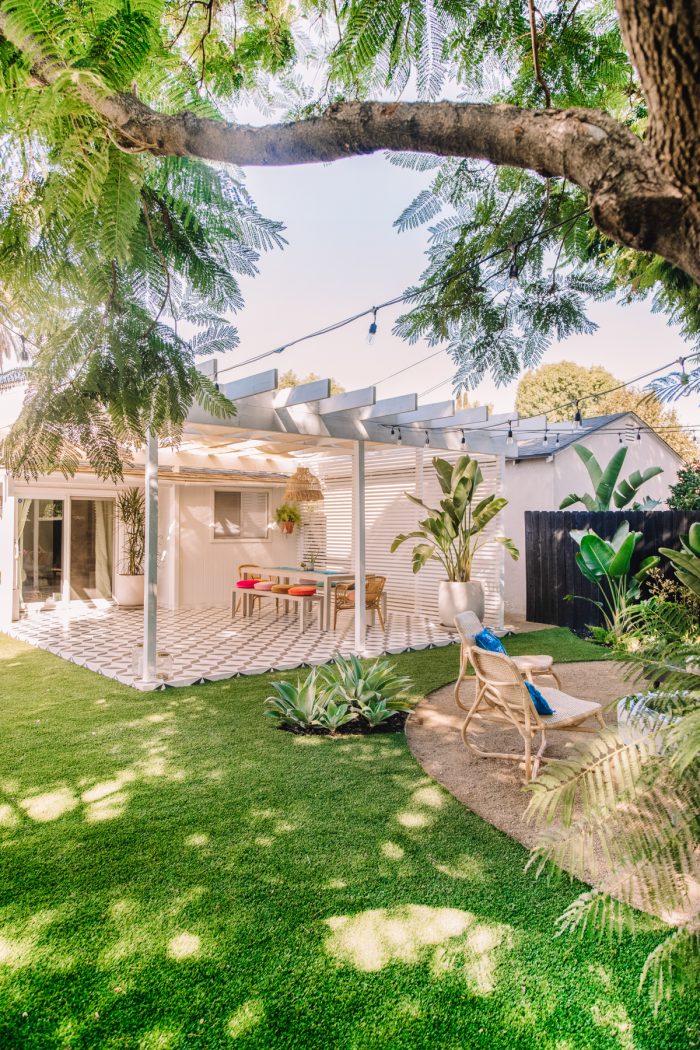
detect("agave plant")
[659,522,700,598]
[264,672,326,729]
[569,521,659,642]
[324,655,415,713]
[391,455,518,580]
[560,445,663,511]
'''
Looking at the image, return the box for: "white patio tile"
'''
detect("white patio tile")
[5,602,456,691]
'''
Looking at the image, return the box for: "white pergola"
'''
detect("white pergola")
[140,362,533,683]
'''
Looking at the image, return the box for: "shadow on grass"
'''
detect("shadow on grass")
[0,636,690,1050]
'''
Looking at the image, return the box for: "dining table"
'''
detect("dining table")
[244,565,355,632]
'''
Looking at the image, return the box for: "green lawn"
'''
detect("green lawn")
[0,630,693,1050]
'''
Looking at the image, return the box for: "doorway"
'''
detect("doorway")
[18,498,64,603]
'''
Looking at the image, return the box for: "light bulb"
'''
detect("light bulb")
[390,427,395,437]
[425,431,430,446]
[461,430,466,446]
[367,308,378,345]
[619,432,623,444]
[397,428,402,444]
[680,358,689,386]
[573,402,582,428]
[543,428,548,446]
[506,422,514,448]
[555,432,560,447]
[636,428,641,442]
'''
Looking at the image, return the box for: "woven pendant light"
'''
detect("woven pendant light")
[284,466,324,502]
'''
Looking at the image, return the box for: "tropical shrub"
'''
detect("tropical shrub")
[527,602,700,1013]
[560,445,663,511]
[569,522,659,643]
[391,455,518,581]
[659,523,700,599]
[265,657,416,734]
[667,463,700,511]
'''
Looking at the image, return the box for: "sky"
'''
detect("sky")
[215,151,699,428]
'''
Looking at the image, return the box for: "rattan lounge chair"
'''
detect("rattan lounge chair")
[463,646,605,782]
[453,611,561,711]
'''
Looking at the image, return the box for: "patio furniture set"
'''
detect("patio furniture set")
[453,611,605,783]
[232,564,388,633]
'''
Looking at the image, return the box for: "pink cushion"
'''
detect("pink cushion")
[253,581,274,591]
[236,579,257,589]
[288,586,317,597]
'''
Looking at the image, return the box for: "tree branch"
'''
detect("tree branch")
[1,7,699,283]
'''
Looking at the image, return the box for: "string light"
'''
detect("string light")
[619,432,624,444]
[397,428,402,443]
[637,428,642,442]
[215,211,589,380]
[367,308,378,345]
[680,357,689,386]
[390,426,395,437]
[507,246,519,287]
[461,430,466,446]
[506,422,514,448]
[542,424,548,446]
[555,432,560,447]
[573,401,582,428]
[425,431,430,446]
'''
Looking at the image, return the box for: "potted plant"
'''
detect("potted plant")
[275,502,302,535]
[114,487,145,607]
[391,455,519,627]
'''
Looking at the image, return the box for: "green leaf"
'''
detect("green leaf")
[578,534,614,578]
[573,444,604,492]
[594,446,628,509]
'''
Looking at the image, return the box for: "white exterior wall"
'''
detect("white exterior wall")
[502,417,683,618]
[0,454,294,622]
[300,447,506,627]
[177,481,292,607]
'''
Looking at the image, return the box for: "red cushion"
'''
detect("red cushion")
[288,586,317,597]
[236,579,257,589]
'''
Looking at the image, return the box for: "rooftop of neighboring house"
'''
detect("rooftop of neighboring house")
[509,412,683,462]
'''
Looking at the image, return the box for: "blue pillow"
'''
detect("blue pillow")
[525,680,554,716]
[474,628,507,654]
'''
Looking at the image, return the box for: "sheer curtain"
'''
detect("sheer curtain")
[94,501,114,599]
[15,498,33,590]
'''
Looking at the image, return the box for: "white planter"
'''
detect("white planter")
[114,573,144,607]
[438,580,484,628]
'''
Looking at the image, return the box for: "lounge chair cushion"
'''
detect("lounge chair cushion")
[474,627,507,654]
[288,586,317,597]
[253,581,274,591]
[525,680,555,716]
[236,579,257,589]
[271,584,291,594]
[536,689,601,725]
[512,654,554,673]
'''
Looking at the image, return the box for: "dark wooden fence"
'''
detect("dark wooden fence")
[525,510,700,630]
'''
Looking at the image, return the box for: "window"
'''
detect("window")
[213,490,269,540]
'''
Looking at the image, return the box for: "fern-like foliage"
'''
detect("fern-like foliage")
[526,599,700,1013]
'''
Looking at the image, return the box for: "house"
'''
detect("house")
[0,363,513,686]
[501,412,685,619]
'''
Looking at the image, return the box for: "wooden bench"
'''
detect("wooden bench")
[232,587,324,632]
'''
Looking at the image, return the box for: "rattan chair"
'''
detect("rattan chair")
[333,575,386,630]
[463,646,605,782]
[453,611,561,711]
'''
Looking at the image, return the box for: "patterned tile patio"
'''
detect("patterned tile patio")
[5,601,457,690]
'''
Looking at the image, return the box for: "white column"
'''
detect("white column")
[142,431,159,683]
[352,440,366,654]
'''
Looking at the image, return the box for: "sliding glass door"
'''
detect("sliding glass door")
[69,499,115,601]
[18,498,64,603]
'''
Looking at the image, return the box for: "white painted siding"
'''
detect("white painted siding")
[300,448,505,626]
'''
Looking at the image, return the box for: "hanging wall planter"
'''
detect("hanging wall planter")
[275,502,302,536]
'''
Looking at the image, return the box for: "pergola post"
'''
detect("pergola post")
[142,430,159,683]
[352,440,367,655]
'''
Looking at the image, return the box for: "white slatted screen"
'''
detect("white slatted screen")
[298,449,504,626]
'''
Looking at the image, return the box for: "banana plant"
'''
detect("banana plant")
[560,445,663,511]
[659,522,700,598]
[391,455,519,581]
[570,521,660,641]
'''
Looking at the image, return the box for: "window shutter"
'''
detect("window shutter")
[240,491,269,539]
